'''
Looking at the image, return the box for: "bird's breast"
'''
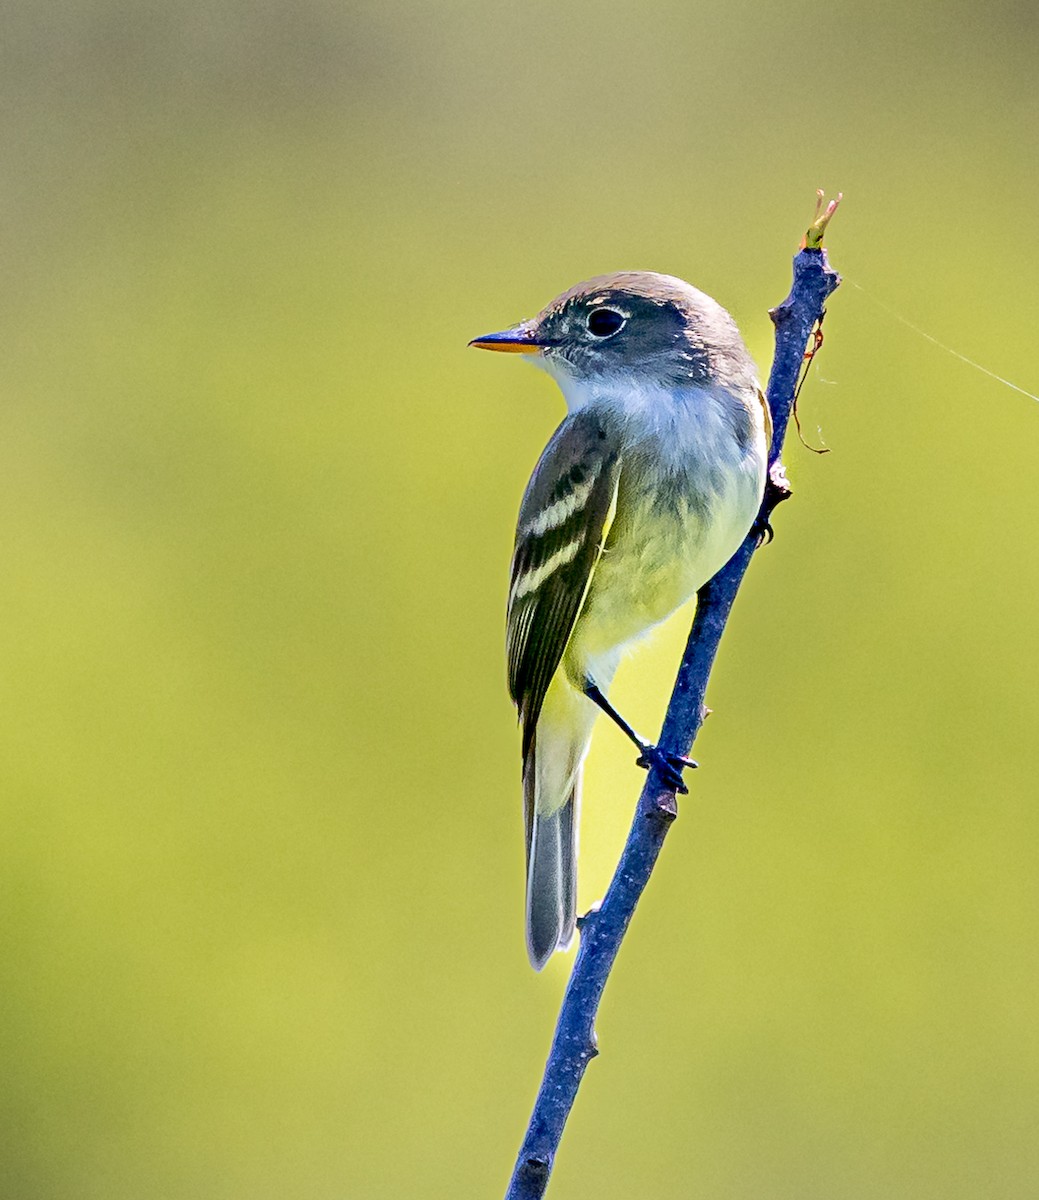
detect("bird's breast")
[563,383,766,677]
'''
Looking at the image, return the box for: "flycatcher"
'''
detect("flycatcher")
[471,272,769,969]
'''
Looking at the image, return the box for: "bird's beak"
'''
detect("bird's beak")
[468,324,545,354]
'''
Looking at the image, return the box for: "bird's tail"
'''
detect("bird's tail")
[523,680,596,970]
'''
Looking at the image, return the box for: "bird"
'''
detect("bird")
[470,272,770,969]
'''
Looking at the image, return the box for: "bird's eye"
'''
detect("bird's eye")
[586,307,625,338]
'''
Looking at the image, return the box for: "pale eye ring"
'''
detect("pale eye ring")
[586,307,625,339]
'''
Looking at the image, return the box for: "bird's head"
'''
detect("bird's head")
[470,272,756,396]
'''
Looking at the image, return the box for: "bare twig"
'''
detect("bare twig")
[504,198,842,1200]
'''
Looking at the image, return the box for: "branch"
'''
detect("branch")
[504,196,843,1200]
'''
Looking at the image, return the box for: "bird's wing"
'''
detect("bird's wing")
[506,409,621,758]
[757,386,773,450]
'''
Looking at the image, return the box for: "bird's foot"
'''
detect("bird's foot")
[752,514,776,546]
[635,743,698,794]
[753,466,793,547]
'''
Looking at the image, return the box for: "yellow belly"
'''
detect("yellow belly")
[563,468,760,685]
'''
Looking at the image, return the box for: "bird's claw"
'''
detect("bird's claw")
[635,744,697,794]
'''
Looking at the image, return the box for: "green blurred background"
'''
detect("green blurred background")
[1,2,1037,1197]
